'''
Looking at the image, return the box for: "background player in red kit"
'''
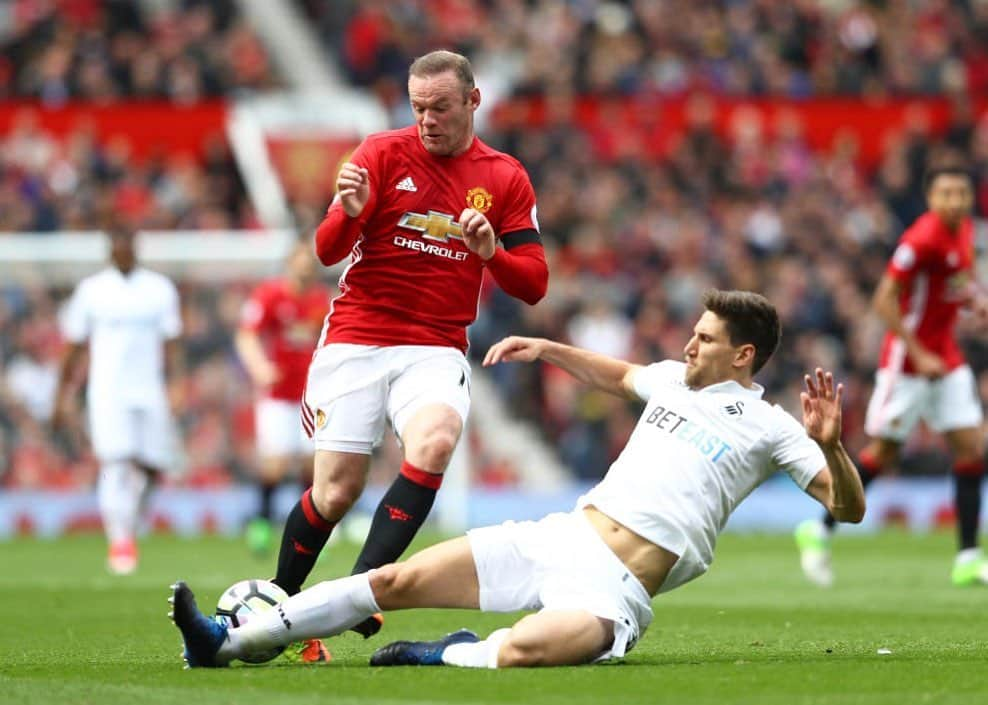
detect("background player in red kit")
[796,165,988,587]
[273,49,548,642]
[235,242,330,556]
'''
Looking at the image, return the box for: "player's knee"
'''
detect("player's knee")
[368,562,417,606]
[412,428,459,470]
[309,477,361,520]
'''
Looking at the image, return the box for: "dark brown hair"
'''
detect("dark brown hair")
[409,50,475,93]
[923,164,973,194]
[702,289,781,375]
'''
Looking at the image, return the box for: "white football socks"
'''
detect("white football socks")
[441,628,510,669]
[221,573,380,661]
[98,460,147,544]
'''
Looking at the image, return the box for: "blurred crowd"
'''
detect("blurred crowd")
[308,0,988,103]
[4,1,988,490]
[0,0,272,232]
[471,97,988,479]
[0,108,256,231]
[1,0,277,103]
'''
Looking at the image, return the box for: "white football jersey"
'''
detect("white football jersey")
[61,267,181,407]
[577,360,824,592]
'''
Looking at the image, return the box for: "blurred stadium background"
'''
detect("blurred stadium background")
[2,0,988,540]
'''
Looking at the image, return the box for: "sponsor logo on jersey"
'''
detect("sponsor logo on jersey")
[396,176,418,192]
[398,210,463,242]
[395,210,470,260]
[466,186,493,213]
[644,402,733,463]
[393,236,469,261]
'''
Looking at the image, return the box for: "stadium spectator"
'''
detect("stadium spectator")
[168,289,865,669]
[3,1,988,505]
[307,1,988,99]
[2,0,277,103]
[234,241,330,556]
[796,165,988,588]
[52,222,185,575]
[0,108,254,233]
[273,49,547,651]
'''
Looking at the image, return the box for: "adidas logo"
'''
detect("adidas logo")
[396,176,417,192]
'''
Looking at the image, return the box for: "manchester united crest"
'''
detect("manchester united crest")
[466,186,493,214]
[315,408,327,429]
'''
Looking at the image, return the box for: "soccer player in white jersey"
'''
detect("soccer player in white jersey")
[170,290,865,668]
[53,224,184,575]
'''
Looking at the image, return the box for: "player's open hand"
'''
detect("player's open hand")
[801,368,843,449]
[459,208,496,260]
[336,162,370,217]
[483,336,546,367]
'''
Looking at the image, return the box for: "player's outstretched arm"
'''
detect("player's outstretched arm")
[801,368,866,523]
[484,336,642,399]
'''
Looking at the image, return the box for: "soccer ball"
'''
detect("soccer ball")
[215,578,290,664]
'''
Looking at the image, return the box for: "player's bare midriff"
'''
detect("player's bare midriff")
[582,505,679,596]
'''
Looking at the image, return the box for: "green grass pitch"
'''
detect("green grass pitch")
[1,529,985,705]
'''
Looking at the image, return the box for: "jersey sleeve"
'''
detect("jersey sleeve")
[315,138,381,265]
[496,165,539,237]
[770,408,826,490]
[160,279,182,339]
[60,280,91,343]
[886,227,929,285]
[631,361,684,401]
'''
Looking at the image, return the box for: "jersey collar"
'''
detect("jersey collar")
[696,379,765,398]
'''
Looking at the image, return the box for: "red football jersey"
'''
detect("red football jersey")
[878,212,975,373]
[240,279,330,400]
[318,126,539,352]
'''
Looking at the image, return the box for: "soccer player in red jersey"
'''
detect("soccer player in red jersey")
[235,242,331,556]
[273,50,548,640]
[796,165,988,587]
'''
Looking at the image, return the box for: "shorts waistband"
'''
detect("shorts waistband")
[572,510,652,605]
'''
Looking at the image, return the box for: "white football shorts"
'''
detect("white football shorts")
[865,364,984,441]
[467,510,653,662]
[87,399,182,473]
[302,344,471,455]
[255,398,313,458]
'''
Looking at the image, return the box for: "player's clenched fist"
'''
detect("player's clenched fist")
[459,208,496,260]
[336,162,370,218]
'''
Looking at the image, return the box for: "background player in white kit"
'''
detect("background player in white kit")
[170,290,865,668]
[54,223,184,575]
